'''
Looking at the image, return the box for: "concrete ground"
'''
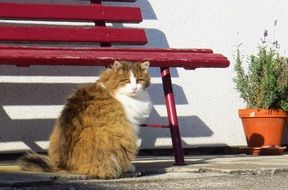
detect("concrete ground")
[1,154,288,190]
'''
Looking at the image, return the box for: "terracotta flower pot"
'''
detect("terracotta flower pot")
[239,109,288,155]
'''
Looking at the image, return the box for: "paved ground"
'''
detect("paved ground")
[1,154,288,190]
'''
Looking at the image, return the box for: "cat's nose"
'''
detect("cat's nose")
[132,87,137,92]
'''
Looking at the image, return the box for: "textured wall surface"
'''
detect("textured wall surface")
[0,0,288,152]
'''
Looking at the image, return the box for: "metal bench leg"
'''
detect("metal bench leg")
[160,67,185,165]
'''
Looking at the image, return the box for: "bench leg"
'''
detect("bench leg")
[160,67,185,165]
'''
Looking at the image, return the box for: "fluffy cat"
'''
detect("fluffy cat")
[19,61,152,179]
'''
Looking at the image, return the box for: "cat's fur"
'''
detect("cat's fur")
[19,61,152,179]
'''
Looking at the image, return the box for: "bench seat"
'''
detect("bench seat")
[0,46,229,69]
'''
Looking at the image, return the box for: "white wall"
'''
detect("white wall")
[0,0,288,152]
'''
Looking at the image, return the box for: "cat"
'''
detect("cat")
[19,61,152,179]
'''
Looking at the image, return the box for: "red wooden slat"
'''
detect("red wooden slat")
[101,0,137,2]
[0,48,230,69]
[0,46,214,54]
[0,26,147,44]
[0,2,142,23]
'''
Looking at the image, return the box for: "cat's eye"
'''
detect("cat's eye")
[137,79,144,83]
[120,79,130,83]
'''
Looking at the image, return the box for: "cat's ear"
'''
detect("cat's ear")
[140,61,150,72]
[112,61,123,70]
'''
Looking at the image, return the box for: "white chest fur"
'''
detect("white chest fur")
[115,90,152,133]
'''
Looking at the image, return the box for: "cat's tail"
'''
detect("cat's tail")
[18,152,57,172]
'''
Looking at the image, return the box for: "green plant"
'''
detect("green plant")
[234,43,288,110]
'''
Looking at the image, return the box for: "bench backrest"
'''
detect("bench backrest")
[0,0,230,68]
[0,0,147,47]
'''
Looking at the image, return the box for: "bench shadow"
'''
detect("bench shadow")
[139,108,213,149]
[102,0,157,20]
[0,81,212,152]
[0,107,54,152]
[0,0,213,153]
[0,82,188,105]
[0,65,105,77]
[0,65,178,80]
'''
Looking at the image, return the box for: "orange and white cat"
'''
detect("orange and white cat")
[19,61,152,179]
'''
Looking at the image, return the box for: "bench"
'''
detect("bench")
[0,0,230,165]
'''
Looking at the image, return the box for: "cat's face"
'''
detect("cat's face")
[117,70,146,97]
[99,61,150,97]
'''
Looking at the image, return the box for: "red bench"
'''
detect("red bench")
[0,0,229,165]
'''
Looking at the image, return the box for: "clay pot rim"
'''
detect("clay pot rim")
[239,108,288,118]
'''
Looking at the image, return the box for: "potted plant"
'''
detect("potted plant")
[234,40,288,155]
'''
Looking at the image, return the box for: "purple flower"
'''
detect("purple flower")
[263,30,268,43]
[264,30,268,37]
